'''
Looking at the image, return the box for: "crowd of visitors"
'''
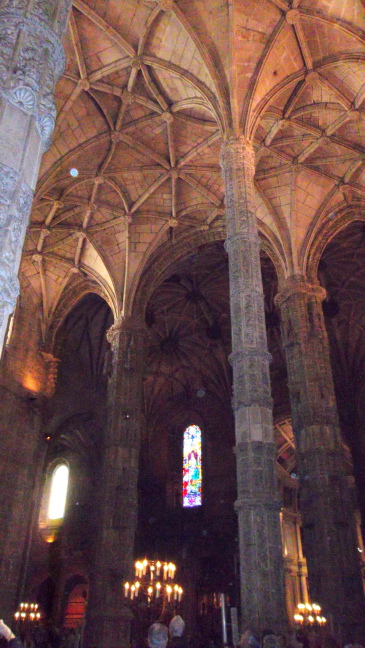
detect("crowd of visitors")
[1,614,364,648]
[0,621,81,648]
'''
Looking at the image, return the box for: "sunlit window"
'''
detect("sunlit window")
[183,424,202,508]
[48,464,69,520]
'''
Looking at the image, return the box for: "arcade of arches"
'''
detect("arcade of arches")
[1,1,365,647]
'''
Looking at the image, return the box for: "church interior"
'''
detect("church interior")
[1,1,365,647]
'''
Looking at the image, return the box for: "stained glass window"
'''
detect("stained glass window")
[48,464,69,520]
[183,424,202,508]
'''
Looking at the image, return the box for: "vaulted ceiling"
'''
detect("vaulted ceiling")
[19,0,365,347]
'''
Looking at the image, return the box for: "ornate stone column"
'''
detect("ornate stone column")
[0,0,71,351]
[83,316,146,648]
[220,136,286,633]
[275,276,365,640]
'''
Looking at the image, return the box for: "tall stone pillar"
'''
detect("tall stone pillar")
[220,136,286,633]
[83,316,146,648]
[275,276,365,640]
[0,0,71,351]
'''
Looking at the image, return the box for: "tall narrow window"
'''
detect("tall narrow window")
[183,424,202,508]
[48,464,69,520]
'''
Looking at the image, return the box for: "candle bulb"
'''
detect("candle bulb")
[156,561,161,576]
[166,586,172,603]
[156,582,161,598]
[135,582,140,597]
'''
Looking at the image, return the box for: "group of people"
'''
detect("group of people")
[0,621,81,648]
[1,616,364,648]
[148,616,188,648]
[240,627,365,648]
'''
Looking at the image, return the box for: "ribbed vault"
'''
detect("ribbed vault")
[18,0,365,349]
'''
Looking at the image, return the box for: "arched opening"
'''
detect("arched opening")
[31,294,113,625]
[135,241,300,635]
[318,221,365,574]
[48,464,69,521]
[63,576,88,630]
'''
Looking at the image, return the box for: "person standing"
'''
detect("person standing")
[0,620,22,648]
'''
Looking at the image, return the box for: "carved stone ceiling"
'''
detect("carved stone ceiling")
[19,0,365,338]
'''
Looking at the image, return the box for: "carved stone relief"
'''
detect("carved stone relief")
[0,163,33,328]
[220,137,286,632]
[0,1,71,146]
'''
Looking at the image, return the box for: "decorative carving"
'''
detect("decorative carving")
[220,136,286,631]
[0,3,70,144]
[36,113,55,146]
[163,111,174,123]
[0,262,19,330]
[286,9,300,25]
[0,163,33,330]
[276,274,365,633]
[10,86,36,112]
[121,90,133,105]
[17,183,34,220]
[41,351,60,398]
[157,0,175,11]
[0,164,19,206]
[275,275,326,307]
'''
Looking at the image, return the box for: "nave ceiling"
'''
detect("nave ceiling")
[18,0,365,344]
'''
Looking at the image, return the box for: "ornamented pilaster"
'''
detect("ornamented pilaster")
[83,316,146,648]
[275,275,365,640]
[220,137,286,633]
[0,0,72,351]
[41,351,60,398]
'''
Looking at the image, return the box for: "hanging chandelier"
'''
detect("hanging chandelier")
[293,602,327,627]
[123,559,183,605]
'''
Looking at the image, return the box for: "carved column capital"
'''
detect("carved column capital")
[106,315,146,345]
[275,275,326,308]
[220,135,255,172]
[0,0,72,147]
[0,2,72,353]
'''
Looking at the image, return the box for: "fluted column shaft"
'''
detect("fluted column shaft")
[83,316,146,648]
[220,136,286,633]
[0,0,71,351]
[275,276,365,640]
